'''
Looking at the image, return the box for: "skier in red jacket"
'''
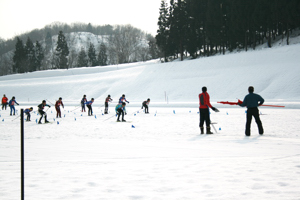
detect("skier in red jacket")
[199,87,219,134]
[1,94,8,110]
[55,97,64,118]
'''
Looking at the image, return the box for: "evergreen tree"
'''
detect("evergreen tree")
[12,37,26,73]
[97,43,108,66]
[24,37,36,72]
[55,31,69,69]
[169,0,189,60]
[77,47,88,67]
[88,43,98,66]
[35,41,44,70]
[156,0,170,62]
[45,32,52,53]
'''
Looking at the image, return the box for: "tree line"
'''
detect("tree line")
[0,23,160,75]
[156,0,300,61]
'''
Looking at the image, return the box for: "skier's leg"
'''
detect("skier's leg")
[253,108,263,135]
[245,109,252,136]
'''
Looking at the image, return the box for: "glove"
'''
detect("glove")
[48,105,51,108]
[125,112,127,115]
[211,107,219,112]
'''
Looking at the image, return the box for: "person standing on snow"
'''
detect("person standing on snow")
[115,102,127,122]
[24,107,33,121]
[86,98,94,116]
[8,96,19,116]
[199,87,219,134]
[2,94,8,110]
[81,95,87,112]
[55,97,64,118]
[141,98,150,113]
[238,86,264,136]
[38,100,51,124]
[104,95,113,114]
[119,94,129,104]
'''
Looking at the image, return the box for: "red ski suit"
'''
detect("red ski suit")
[199,92,212,109]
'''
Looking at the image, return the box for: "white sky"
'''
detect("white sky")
[0,0,162,40]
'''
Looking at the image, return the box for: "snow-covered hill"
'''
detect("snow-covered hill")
[0,38,300,108]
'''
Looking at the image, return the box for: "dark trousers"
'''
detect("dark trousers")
[81,103,85,112]
[199,108,210,127]
[38,110,47,122]
[87,105,92,116]
[56,107,61,118]
[105,102,109,114]
[25,113,31,121]
[2,103,7,110]
[246,107,264,136]
[117,108,124,120]
[142,103,149,113]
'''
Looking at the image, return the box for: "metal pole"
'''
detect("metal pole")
[20,109,24,200]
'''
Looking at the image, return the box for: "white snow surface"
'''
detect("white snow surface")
[1,41,300,199]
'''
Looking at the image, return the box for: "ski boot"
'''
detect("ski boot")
[206,127,213,134]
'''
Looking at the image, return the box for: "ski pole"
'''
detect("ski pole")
[103,113,117,122]
[45,99,55,106]
[70,104,81,112]
[12,114,20,121]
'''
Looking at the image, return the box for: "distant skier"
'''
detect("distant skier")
[199,87,219,134]
[8,96,19,116]
[38,100,51,124]
[86,98,94,116]
[119,94,129,104]
[141,98,150,113]
[115,102,126,122]
[24,107,33,121]
[55,97,64,118]
[81,95,87,112]
[1,94,8,110]
[104,95,113,114]
[238,86,264,136]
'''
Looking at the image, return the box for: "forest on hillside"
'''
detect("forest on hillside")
[0,22,160,76]
[156,0,300,61]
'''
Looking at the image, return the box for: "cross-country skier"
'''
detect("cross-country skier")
[8,96,19,116]
[38,100,51,124]
[199,87,219,134]
[119,94,129,104]
[55,97,64,118]
[115,102,126,122]
[141,98,150,113]
[86,98,94,116]
[104,95,113,114]
[238,86,264,136]
[81,95,87,112]
[1,94,8,110]
[24,107,33,121]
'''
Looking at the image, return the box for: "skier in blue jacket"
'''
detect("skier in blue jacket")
[85,98,94,116]
[115,102,126,122]
[238,86,264,136]
[8,96,19,115]
[24,107,33,121]
[119,94,129,104]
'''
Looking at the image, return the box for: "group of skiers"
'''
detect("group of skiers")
[80,94,150,122]
[2,86,264,136]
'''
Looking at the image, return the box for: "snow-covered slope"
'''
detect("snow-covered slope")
[0,42,300,107]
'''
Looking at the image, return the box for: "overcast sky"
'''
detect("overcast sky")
[0,0,162,40]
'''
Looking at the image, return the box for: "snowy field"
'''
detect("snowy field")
[1,37,300,199]
[0,105,300,200]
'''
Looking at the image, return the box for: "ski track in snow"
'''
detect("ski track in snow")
[1,106,300,200]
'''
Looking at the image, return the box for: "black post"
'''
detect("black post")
[20,109,24,200]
